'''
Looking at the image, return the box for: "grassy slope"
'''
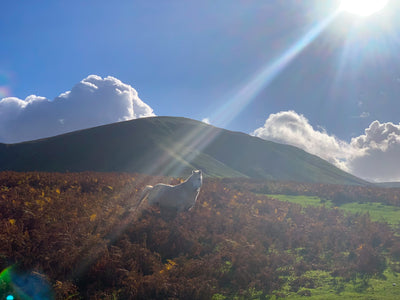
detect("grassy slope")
[266,194,400,299]
[0,116,366,185]
[268,194,400,226]
[278,269,400,300]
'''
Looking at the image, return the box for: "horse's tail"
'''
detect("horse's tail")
[131,185,153,212]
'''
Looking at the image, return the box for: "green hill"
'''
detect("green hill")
[0,116,366,184]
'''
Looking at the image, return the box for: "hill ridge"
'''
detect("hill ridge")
[0,116,367,185]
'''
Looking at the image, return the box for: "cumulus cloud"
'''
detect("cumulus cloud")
[251,111,356,170]
[0,75,155,143]
[252,111,400,182]
[349,121,400,182]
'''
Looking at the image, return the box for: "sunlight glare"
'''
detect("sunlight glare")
[340,0,389,16]
[209,11,339,128]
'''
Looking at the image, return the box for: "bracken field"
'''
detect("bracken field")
[1,171,400,299]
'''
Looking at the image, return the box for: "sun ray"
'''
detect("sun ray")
[135,10,342,184]
[209,10,339,129]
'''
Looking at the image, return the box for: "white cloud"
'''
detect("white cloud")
[251,111,356,171]
[202,118,211,124]
[252,111,400,182]
[0,75,155,143]
[349,121,400,182]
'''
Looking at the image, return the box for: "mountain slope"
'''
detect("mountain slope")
[0,116,366,184]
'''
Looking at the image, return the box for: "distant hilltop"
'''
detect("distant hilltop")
[0,116,367,185]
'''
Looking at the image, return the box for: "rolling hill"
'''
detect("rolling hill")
[0,116,366,185]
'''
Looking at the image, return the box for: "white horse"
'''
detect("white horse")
[139,170,202,212]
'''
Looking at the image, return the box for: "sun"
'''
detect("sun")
[339,0,389,16]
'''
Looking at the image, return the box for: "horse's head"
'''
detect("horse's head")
[190,170,203,190]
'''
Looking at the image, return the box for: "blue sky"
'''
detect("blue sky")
[1,0,400,182]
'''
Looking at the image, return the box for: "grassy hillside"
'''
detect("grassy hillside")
[268,194,400,227]
[0,116,366,185]
[0,171,399,299]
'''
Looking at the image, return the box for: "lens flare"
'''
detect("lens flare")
[0,70,14,99]
[0,86,11,98]
[0,266,54,299]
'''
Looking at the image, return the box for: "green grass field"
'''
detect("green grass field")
[276,269,400,300]
[266,194,400,299]
[213,268,400,299]
[268,194,400,227]
[341,202,400,227]
[267,195,330,208]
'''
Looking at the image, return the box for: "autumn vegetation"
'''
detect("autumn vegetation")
[1,171,400,299]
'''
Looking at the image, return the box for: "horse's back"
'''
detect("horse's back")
[147,183,172,205]
[144,170,202,212]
